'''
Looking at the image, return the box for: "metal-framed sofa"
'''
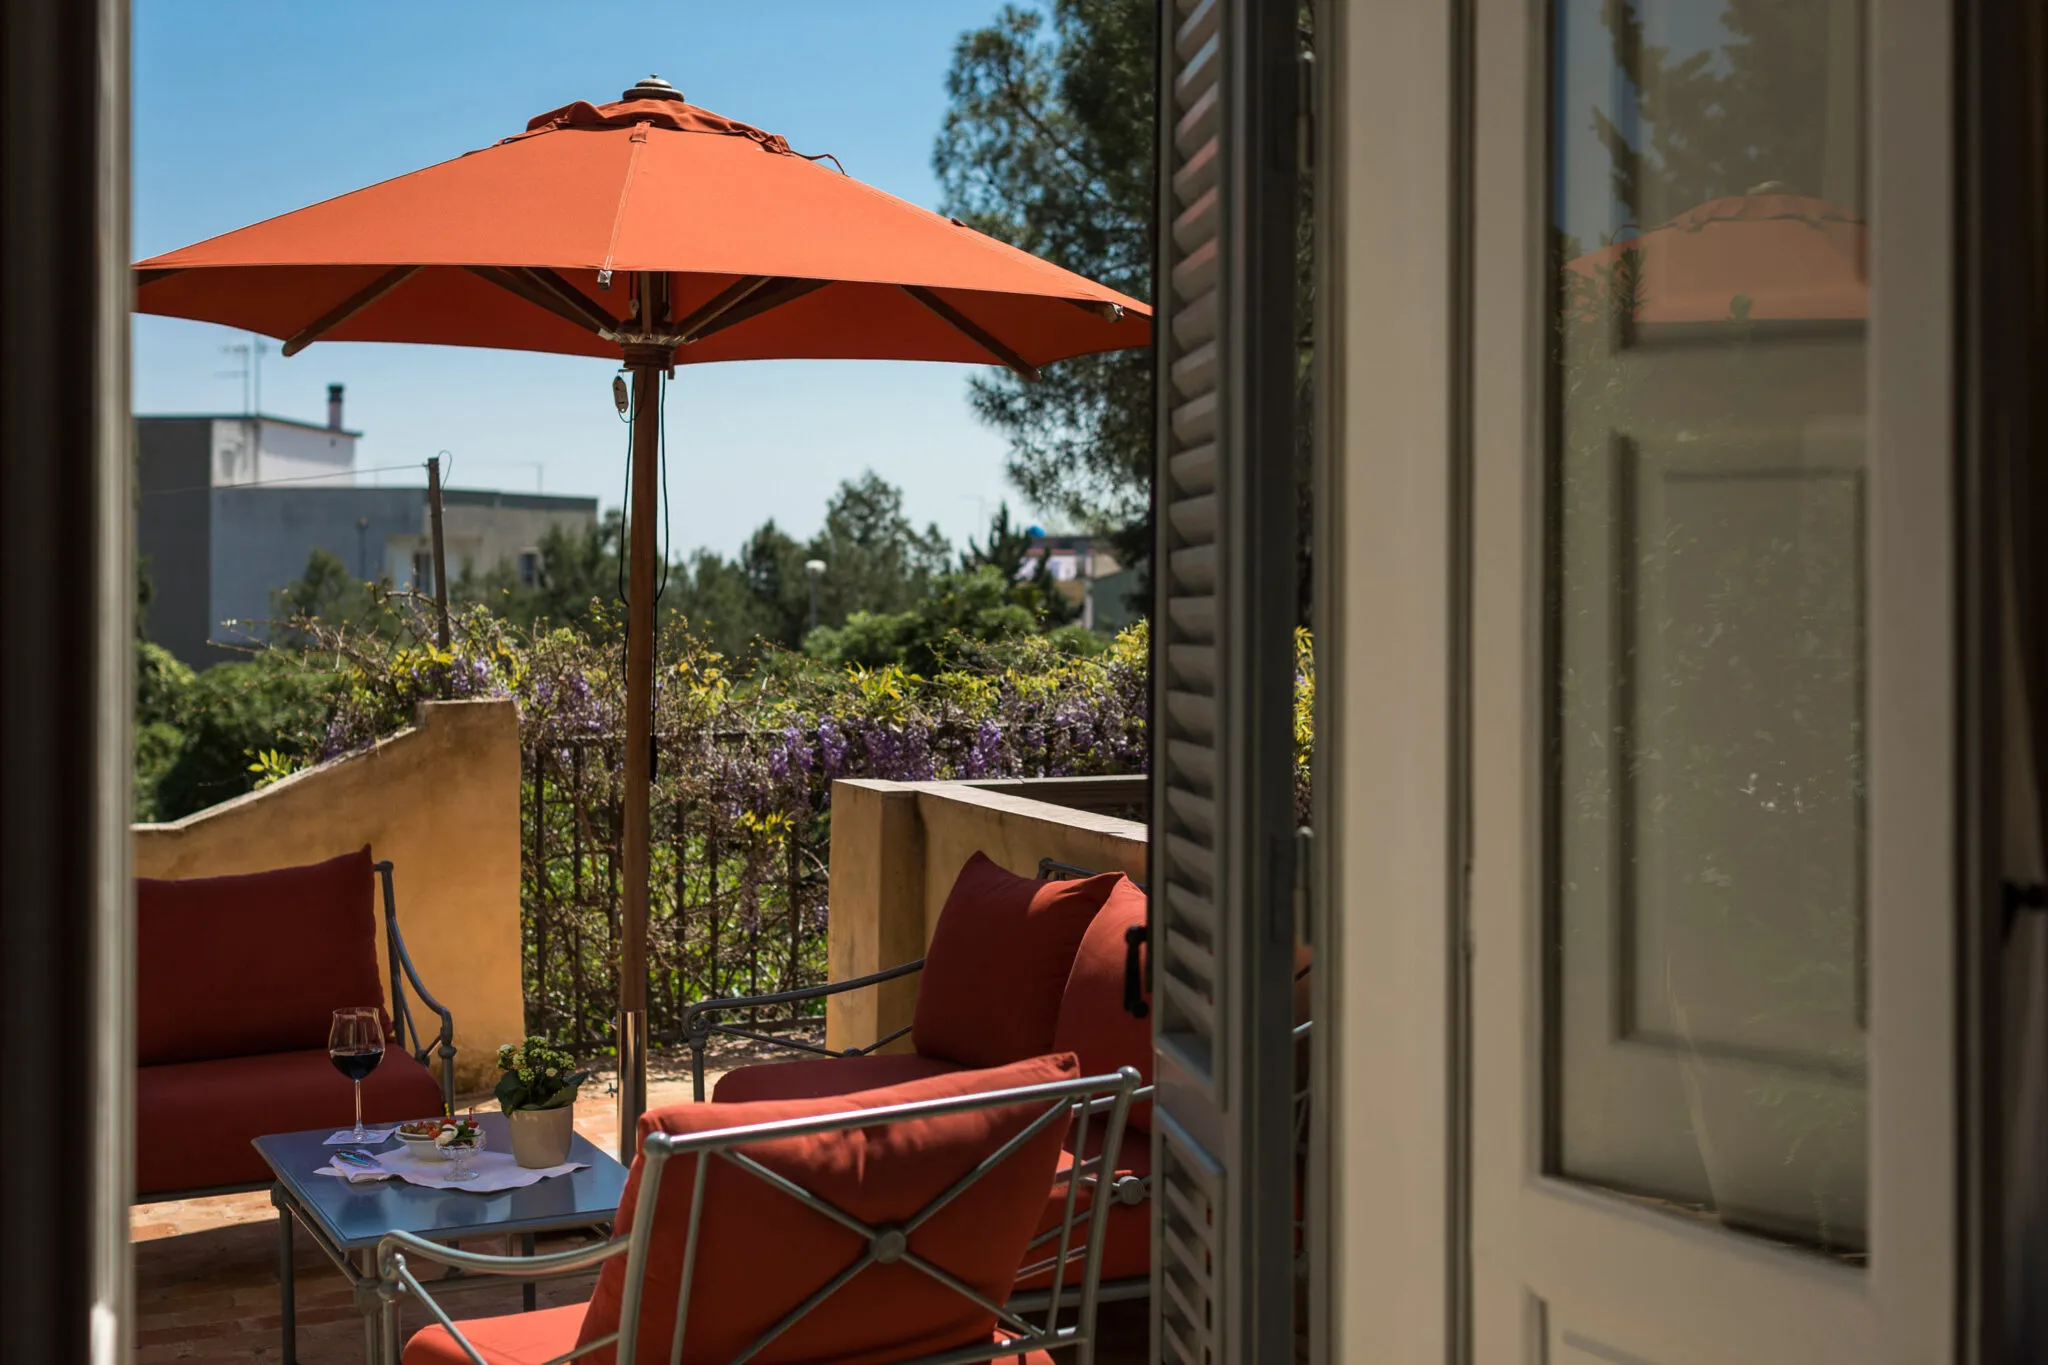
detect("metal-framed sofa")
[380,1054,1141,1365]
[134,846,455,1200]
[682,851,1156,1302]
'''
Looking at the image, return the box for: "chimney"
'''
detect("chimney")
[327,383,345,431]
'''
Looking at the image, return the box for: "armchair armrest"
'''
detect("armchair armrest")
[375,1230,630,1365]
[682,958,925,1101]
[377,860,457,1114]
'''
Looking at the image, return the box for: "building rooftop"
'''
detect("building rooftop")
[135,411,364,438]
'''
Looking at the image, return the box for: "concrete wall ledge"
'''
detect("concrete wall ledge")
[133,699,524,1094]
[824,778,1148,1053]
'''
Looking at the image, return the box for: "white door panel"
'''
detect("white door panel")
[1466,0,1954,1359]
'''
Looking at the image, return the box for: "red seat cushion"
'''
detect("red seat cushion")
[913,853,1122,1069]
[135,1047,445,1196]
[710,1052,966,1104]
[137,847,386,1067]
[1018,1124,1151,1291]
[1050,875,1153,1131]
[404,1303,587,1365]
[572,1053,1079,1365]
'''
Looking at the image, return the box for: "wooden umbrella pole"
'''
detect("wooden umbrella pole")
[617,320,668,1160]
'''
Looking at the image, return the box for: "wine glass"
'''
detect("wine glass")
[328,1007,385,1141]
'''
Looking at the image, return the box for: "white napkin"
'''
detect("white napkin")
[322,1127,398,1145]
[317,1147,587,1193]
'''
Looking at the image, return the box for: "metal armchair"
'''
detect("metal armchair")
[377,859,458,1114]
[377,1067,1142,1365]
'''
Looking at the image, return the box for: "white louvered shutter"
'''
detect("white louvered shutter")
[1150,0,1300,1361]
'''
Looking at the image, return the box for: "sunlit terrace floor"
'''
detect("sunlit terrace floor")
[131,1037,1149,1364]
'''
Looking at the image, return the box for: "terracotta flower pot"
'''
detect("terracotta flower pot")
[507,1104,575,1168]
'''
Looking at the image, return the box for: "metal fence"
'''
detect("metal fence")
[520,734,830,1053]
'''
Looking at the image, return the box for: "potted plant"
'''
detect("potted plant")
[494,1036,589,1168]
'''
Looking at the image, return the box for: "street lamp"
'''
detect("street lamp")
[804,558,827,634]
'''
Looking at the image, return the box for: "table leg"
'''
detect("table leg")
[522,1232,537,1312]
[360,1249,380,1365]
[276,1196,297,1365]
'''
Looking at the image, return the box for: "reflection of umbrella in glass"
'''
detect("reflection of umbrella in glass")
[1563,193,1867,323]
[134,76,1150,1152]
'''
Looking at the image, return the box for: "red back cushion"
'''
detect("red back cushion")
[1051,876,1153,1131]
[137,847,385,1067]
[576,1053,1079,1365]
[912,853,1120,1068]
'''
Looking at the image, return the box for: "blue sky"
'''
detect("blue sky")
[133,0,1032,558]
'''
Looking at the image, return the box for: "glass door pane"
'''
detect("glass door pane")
[1548,0,1870,1258]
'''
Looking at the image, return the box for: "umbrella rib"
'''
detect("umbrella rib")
[281,264,422,356]
[465,266,609,339]
[518,267,625,335]
[672,276,775,342]
[683,277,830,345]
[136,267,184,289]
[900,285,1039,381]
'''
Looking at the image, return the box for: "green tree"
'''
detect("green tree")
[935,1,1155,532]
[273,546,390,645]
[801,471,952,627]
[958,502,1082,629]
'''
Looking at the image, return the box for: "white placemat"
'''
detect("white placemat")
[316,1145,586,1193]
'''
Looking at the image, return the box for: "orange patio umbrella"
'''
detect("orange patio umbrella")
[135,76,1150,1150]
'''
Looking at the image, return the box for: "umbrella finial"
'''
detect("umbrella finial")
[623,74,684,103]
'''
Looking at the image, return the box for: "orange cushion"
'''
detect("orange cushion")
[710,1052,965,1104]
[135,1047,445,1195]
[137,847,385,1066]
[912,853,1121,1069]
[575,1053,1079,1365]
[1050,876,1152,1131]
[404,1303,587,1365]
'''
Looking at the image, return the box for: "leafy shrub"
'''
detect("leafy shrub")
[149,653,343,821]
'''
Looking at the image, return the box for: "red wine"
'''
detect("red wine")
[330,1047,384,1082]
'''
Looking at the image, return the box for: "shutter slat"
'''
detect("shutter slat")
[1165,881,1218,937]
[1171,443,1218,497]
[1167,593,1216,640]
[1166,687,1217,739]
[1172,287,1218,347]
[1172,136,1220,205]
[1171,334,1218,397]
[1170,493,1219,542]
[1166,644,1216,691]
[1172,388,1217,443]
[1166,787,1216,843]
[1168,739,1216,791]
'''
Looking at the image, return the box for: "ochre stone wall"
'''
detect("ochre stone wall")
[825,779,1147,1054]
[132,699,524,1095]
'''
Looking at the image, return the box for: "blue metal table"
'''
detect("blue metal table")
[254,1114,628,1364]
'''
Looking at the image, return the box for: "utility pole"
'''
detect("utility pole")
[426,455,451,665]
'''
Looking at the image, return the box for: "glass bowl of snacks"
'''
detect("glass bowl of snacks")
[395,1119,452,1161]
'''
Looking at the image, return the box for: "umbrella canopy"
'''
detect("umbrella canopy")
[1563,193,1867,324]
[134,76,1150,1156]
[136,77,1148,372]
